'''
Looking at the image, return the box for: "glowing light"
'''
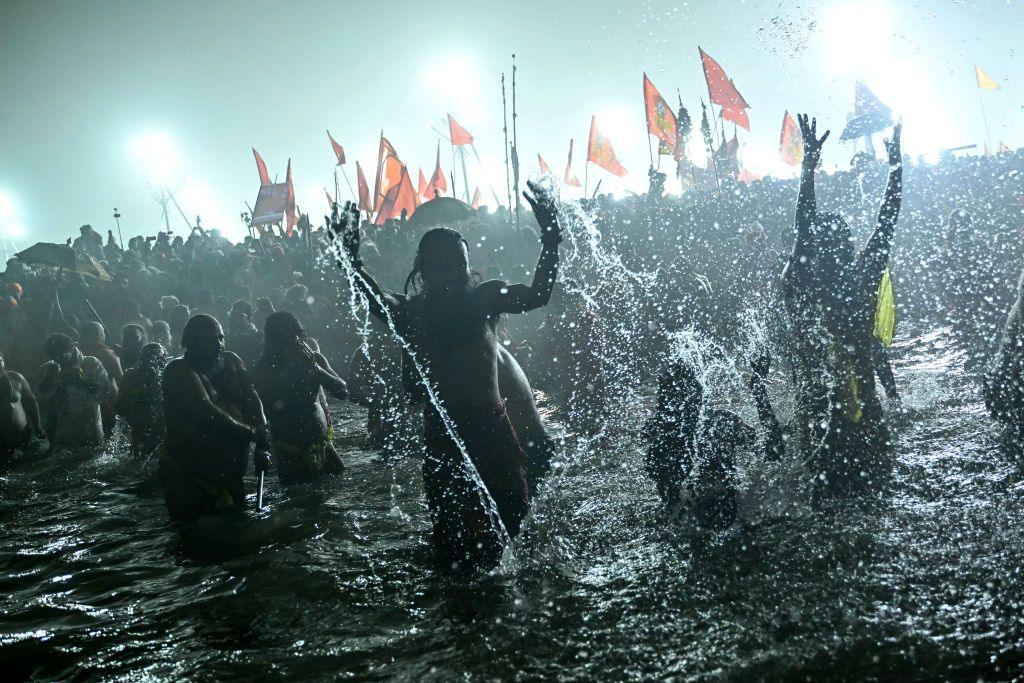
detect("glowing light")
[130,132,178,184]
[422,53,484,125]
[821,1,892,76]
[0,192,13,222]
[5,223,24,238]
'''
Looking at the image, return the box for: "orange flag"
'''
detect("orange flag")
[643,73,677,148]
[975,65,1001,90]
[448,114,474,146]
[417,169,429,201]
[428,142,448,198]
[564,139,582,187]
[470,187,482,210]
[699,47,750,130]
[253,148,270,185]
[587,116,627,177]
[327,130,346,165]
[356,161,371,212]
[373,135,403,212]
[538,154,552,175]
[998,141,1011,154]
[779,110,803,166]
[374,166,418,225]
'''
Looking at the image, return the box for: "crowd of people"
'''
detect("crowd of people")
[0,116,1022,572]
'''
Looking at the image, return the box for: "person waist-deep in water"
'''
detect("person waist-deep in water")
[781,114,903,498]
[116,342,168,458]
[332,181,562,570]
[159,314,272,522]
[37,334,111,449]
[985,266,1024,443]
[252,311,347,485]
[645,347,784,530]
[0,351,44,465]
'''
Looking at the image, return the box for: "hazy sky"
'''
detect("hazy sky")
[0,0,1019,244]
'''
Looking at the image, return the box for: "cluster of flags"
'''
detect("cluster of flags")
[248,55,1011,228]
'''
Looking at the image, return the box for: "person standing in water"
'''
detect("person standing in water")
[159,315,271,522]
[984,267,1024,442]
[117,342,168,458]
[36,334,111,450]
[645,347,784,530]
[0,351,44,465]
[331,181,562,571]
[781,114,903,498]
[251,311,347,485]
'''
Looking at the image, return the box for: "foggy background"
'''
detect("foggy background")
[0,0,1018,244]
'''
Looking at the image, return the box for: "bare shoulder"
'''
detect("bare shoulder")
[222,351,247,372]
[474,279,510,300]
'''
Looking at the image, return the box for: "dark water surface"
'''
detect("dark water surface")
[2,329,1023,681]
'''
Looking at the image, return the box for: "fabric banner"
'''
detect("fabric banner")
[251,182,290,226]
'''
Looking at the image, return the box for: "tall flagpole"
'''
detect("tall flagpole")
[460,146,471,202]
[450,134,459,198]
[584,160,589,198]
[339,166,356,203]
[501,73,513,212]
[511,53,521,233]
[977,87,993,152]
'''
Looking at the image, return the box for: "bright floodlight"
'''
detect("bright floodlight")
[0,192,13,222]
[821,0,891,75]
[6,223,24,238]
[131,132,178,184]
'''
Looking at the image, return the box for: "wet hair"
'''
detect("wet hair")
[263,310,305,353]
[81,321,105,345]
[180,314,220,353]
[46,333,76,359]
[404,227,473,294]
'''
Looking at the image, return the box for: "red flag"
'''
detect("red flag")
[373,135,403,212]
[417,169,429,201]
[643,73,677,148]
[470,187,482,210]
[285,159,297,233]
[779,110,803,166]
[587,116,628,177]
[538,154,552,175]
[253,148,270,185]
[448,114,474,146]
[326,130,346,165]
[564,139,582,187]
[374,166,418,224]
[699,47,750,130]
[428,141,447,198]
[356,161,371,212]
[738,168,763,185]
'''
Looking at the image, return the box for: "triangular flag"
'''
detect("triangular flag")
[470,187,482,210]
[779,110,803,166]
[373,135,403,212]
[840,82,894,141]
[253,148,271,185]
[564,139,582,187]
[324,187,335,208]
[417,169,428,201]
[374,166,418,224]
[998,141,1011,154]
[643,73,678,147]
[538,154,552,175]
[356,161,371,212]
[428,141,448,199]
[448,114,474,146]
[699,48,750,130]
[587,116,628,177]
[976,65,1001,90]
[327,130,346,165]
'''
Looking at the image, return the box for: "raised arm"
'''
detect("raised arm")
[329,202,401,322]
[747,348,784,462]
[862,122,903,282]
[790,114,830,269]
[480,180,562,315]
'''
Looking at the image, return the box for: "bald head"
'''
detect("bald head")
[181,314,224,363]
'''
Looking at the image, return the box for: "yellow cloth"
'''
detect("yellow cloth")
[873,267,896,347]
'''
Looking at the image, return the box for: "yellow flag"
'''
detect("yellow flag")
[873,267,896,347]
[976,65,1001,90]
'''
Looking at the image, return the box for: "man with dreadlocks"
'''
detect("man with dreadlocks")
[782,114,903,499]
[117,342,169,458]
[331,180,562,571]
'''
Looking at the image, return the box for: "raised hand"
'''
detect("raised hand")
[797,113,830,168]
[523,179,561,246]
[884,120,903,167]
[327,201,362,267]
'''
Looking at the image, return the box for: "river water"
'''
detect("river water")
[1,327,1023,680]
